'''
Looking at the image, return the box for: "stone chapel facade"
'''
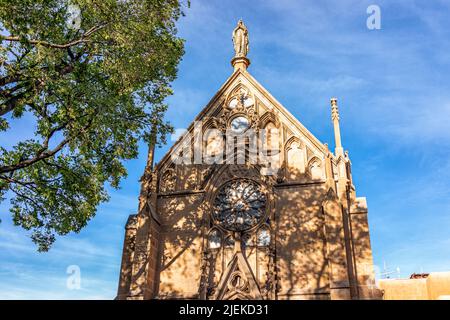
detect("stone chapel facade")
[116,21,382,300]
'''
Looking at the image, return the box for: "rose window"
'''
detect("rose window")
[212,180,266,231]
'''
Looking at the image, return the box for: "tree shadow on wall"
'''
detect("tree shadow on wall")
[275,183,330,299]
[275,182,375,300]
[156,164,212,298]
[154,163,375,299]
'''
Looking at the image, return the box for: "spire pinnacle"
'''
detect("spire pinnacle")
[330,98,344,156]
[331,97,339,121]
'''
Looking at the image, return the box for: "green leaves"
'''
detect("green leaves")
[0,0,186,250]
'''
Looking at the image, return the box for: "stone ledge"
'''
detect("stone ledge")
[350,197,368,214]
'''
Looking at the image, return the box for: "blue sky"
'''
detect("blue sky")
[1,0,450,299]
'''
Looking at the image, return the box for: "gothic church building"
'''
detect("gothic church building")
[116,21,382,300]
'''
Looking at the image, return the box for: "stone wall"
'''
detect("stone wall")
[275,183,330,299]
[157,193,205,298]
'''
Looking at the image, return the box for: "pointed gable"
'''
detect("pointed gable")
[156,69,327,174]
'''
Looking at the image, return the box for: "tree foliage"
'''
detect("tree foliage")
[0,0,187,251]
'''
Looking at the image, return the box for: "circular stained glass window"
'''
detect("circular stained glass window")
[230,116,249,133]
[212,180,266,232]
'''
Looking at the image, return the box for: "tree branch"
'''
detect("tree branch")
[0,116,93,174]
[0,137,70,174]
[0,90,28,116]
[10,185,47,214]
[38,121,70,153]
[0,174,36,187]
[0,24,107,49]
[0,62,76,117]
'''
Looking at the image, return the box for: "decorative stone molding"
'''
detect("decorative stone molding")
[218,85,259,132]
[159,167,176,193]
[214,252,263,300]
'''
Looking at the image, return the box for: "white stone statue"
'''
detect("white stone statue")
[232,20,249,58]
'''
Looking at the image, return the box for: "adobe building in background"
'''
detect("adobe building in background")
[116,20,382,300]
[379,272,450,300]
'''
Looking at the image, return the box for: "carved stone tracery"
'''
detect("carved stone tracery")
[159,168,176,193]
[218,85,259,133]
[212,179,266,232]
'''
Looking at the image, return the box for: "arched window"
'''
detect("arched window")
[286,140,305,177]
[204,128,223,158]
[208,229,222,250]
[309,158,323,180]
[265,122,279,153]
[257,226,271,247]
